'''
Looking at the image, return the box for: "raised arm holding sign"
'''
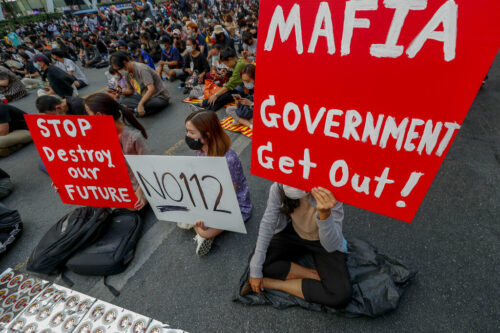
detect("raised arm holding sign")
[251,0,500,222]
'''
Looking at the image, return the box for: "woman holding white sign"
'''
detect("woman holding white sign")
[245,184,351,309]
[183,110,252,256]
[84,93,150,211]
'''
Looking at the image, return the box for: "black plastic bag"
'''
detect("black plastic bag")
[234,238,417,318]
[0,168,13,200]
[0,203,23,256]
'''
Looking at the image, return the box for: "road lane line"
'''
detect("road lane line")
[84,133,252,299]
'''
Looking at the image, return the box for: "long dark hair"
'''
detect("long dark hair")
[84,93,148,139]
[277,183,300,217]
[185,110,230,157]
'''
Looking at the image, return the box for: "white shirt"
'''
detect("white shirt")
[55,58,88,84]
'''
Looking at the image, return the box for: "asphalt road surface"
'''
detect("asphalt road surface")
[1,53,499,332]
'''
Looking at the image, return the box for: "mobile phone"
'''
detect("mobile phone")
[109,87,118,92]
[232,94,242,100]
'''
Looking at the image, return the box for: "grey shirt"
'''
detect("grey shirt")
[249,183,345,278]
[130,62,170,102]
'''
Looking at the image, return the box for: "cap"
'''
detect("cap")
[213,25,224,34]
[31,54,50,64]
[144,18,152,23]
[117,40,127,47]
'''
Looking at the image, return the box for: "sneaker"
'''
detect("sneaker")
[177,222,194,229]
[194,234,213,256]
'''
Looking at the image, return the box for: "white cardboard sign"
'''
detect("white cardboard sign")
[125,155,246,234]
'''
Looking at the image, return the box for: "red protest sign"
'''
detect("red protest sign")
[251,0,500,222]
[25,115,136,209]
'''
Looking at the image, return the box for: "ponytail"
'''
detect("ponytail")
[118,104,148,139]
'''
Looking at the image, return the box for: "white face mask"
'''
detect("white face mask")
[283,185,308,200]
[186,46,194,53]
[119,69,128,77]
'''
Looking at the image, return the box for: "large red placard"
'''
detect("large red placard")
[25,115,136,209]
[251,0,500,222]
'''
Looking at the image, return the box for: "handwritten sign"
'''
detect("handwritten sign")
[125,155,247,234]
[251,0,500,222]
[25,115,136,209]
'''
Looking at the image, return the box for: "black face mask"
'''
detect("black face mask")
[185,136,203,150]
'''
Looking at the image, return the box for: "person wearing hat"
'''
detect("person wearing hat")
[156,36,183,81]
[212,25,234,51]
[32,53,77,98]
[186,22,208,58]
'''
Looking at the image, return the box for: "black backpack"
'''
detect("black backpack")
[66,209,143,277]
[0,203,23,256]
[27,207,111,275]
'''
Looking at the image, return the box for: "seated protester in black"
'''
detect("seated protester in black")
[89,34,109,59]
[213,25,235,51]
[35,95,87,115]
[246,184,352,309]
[81,38,102,68]
[226,64,255,129]
[182,38,210,94]
[139,33,161,63]
[18,52,42,89]
[0,104,29,136]
[32,54,76,98]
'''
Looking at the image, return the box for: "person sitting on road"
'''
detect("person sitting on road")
[186,22,208,58]
[181,110,252,256]
[35,95,87,115]
[81,37,103,68]
[202,47,245,111]
[0,104,32,157]
[244,184,352,309]
[32,53,77,98]
[128,42,156,70]
[225,64,255,129]
[0,65,28,102]
[182,38,210,95]
[139,33,161,63]
[156,36,183,81]
[84,93,149,211]
[51,49,88,89]
[241,31,257,63]
[18,52,42,89]
[110,51,170,117]
[106,66,137,105]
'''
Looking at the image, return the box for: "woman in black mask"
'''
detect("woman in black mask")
[181,110,252,257]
